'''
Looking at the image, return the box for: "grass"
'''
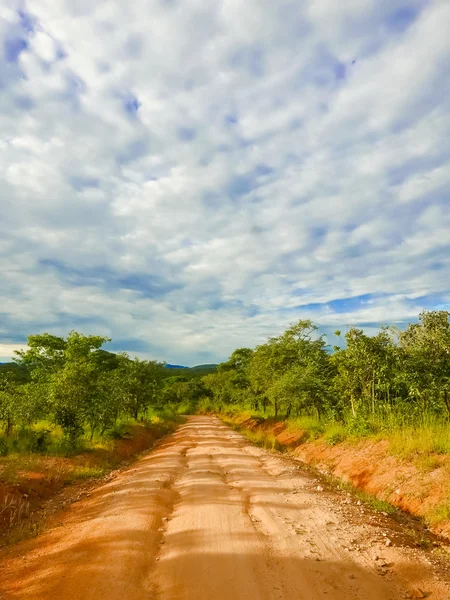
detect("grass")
[0,413,181,544]
[222,407,450,539]
[426,502,450,526]
[331,478,398,515]
[69,466,108,481]
[240,429,285,452]
[388,425,450,459]
[223,405,450,459]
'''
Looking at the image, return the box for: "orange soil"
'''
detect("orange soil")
[232,415,450,538]
[0,423,171,542]
[1,417,449,600]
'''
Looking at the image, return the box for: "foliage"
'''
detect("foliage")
[2,310,450,454]
[201,311,450,437]
[0,331,183,450]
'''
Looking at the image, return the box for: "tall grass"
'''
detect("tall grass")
[221,403,450,459]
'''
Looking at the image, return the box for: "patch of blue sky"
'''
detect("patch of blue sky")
[68,176,100,191]
[177,127,196,142]
[385,5,422,32]
[254,164,273,177]
[55,46,68,61]
[333,62,346,82]
[224,113,238,126]
[281,293,386,315]
[14,95,34,110]
[116,138,149,165]
[123,94,141,115]
[18,10,35,33]
[229,45,265,78]
[39,260,179,299]
[4,37,28,63]
[226,174,254,198]
[107,338,152,353]
[405,293,450,308]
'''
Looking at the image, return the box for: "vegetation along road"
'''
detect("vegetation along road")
[1,416,449,600]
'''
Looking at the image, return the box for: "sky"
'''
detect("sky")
[1,0,450,366]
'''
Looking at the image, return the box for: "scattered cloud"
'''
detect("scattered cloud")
[1,0,449,365]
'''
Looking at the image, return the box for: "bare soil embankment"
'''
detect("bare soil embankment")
[0,422,176,546]
[226,414,450,539]
[1,416,450,600]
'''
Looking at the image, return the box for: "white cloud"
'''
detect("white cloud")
[0,0,449,364]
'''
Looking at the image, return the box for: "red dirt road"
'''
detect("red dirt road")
[0,417,449,599]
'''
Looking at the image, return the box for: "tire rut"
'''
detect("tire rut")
[1,417,449,600]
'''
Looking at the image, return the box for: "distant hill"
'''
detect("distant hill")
[0,358,217,380]
[162,363,217,378]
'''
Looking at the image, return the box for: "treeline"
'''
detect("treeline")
[2,311,449,449]
[202,311,450,428]
[0,332,208,447]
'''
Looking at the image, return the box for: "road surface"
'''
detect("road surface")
[0,416,448,599]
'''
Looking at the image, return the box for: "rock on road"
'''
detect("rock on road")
[0,416,449,600]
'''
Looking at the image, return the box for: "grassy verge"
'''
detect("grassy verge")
[221,409,450,537]
[221,407,450,460]
[0,412,181,545]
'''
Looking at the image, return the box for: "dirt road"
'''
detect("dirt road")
[0,416,449,599]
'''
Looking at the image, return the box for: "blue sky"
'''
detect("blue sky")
[1,0,450,365]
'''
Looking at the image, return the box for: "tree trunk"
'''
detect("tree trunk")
[443,389,450,415]
[350,395,356,418]
[372,371,375,415]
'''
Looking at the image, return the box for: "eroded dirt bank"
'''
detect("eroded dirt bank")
[0,416,449,599]
[0,422,175,545]
[226,414,450,538]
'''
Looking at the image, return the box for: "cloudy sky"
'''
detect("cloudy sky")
[1,0,450,365]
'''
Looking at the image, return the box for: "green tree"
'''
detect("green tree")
[395,311,450,416]
[118,356,165,420]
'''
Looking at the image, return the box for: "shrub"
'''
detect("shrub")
[0,438,8,456]
[346,416,377,438]
[324,424,347,446]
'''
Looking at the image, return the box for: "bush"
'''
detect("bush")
[26,429,51,453]
[197,398,214,414]
[346,416,377,438]
[324,424,347,446]
[107,423,131,440]
[0,438,8,456]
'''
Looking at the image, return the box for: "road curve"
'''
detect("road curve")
[0,416,448,599]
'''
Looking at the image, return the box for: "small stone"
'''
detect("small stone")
[349,574,355,580]
[410,588,427,599]
[316,485,324,492]
[385,538,392,547]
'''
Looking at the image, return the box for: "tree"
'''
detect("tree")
[15,331,111,443]
[332,327,397,418]
[118,356,165,420]
[394,311,450,416]
[249,321,332,418]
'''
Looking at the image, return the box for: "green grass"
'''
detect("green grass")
[239,429,284,452]
[426,501,450,526]
[323,423,347,446]
[69,465,108,480]
[388,425,450,459]
[221,405,450,460]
